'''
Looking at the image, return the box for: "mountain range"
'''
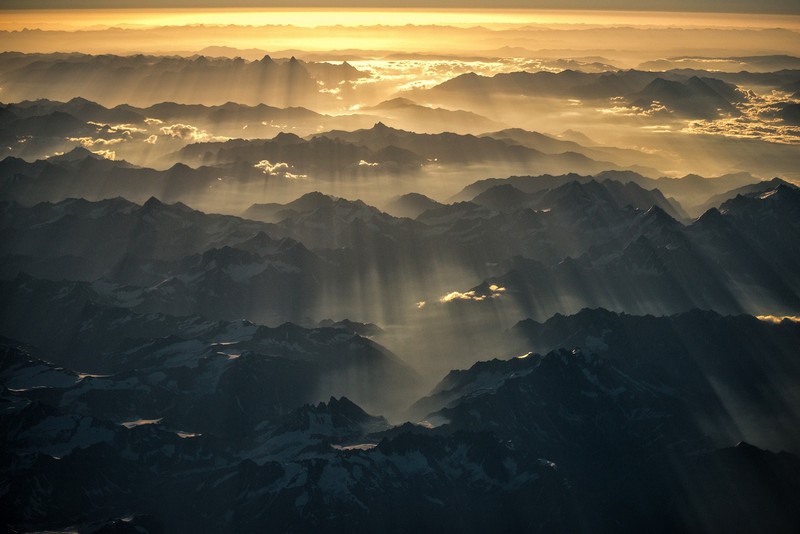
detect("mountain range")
[2,35,800,534]
[0,52,365,108]
[426,69,750,119]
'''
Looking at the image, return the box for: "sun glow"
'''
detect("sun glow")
[2,8,799,32]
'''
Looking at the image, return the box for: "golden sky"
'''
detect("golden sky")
[2,9,799,31]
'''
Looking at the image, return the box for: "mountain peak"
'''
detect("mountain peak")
[472,184,529,211]
[272,131,303,144]
[47,146,97,162]
[695,206,725,225]
[141,196,163,209]
[66,96,94,106]
[639,204,679,227]
[287,191,334,212]
[373,97,418,109]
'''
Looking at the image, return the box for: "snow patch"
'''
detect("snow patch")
[331,443,377,451]
[121,418,163,429]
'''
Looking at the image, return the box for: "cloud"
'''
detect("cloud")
[597,98,669,117]
[757,315,800,324]
[254,159,307,180]
[145,134,158,144]
[88,122,147,135]
[440,290,485,302]
[350,57,571,95]
[254,160,289,174]
[439,284,506,303]
[67,136,125,147]
[92,149,116,160]
[159,123,206,141]
[159,123,227,142]
[681,91,800,144]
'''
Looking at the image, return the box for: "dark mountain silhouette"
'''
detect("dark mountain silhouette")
[481,127,667,171]
[0,110,92,138]
[179,130,424,177]
[690,177,798,216]
[383,192,444,219]
[432,179,800,319]
[0,280,417,415]
[427,69,745,111]
[777,102,800,125]
[3,22,800,534]
[452,170,760,210]
[360,97,504,134]
[470,178,687,220]
[312,122,624,174]
[5,96,146,124]
[504,308,800,451]
[628,76,744,118]
[0,52,369,108]
[406,308,800,531]
[0,150,283,205]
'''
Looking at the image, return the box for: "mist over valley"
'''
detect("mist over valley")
[2,7,800,533]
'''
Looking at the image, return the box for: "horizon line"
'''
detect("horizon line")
[2,5,799,16]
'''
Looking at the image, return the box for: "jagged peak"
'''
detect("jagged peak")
[641,204,675,221]
[47,146,97,162]
[695,206,725,223]
[141,196,163,209]
[168,162,193,172]
[295,190,332,202]
[65,96,97,106]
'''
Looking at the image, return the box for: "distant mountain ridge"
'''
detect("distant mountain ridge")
[0,52,366,108]
[428,69,749,119]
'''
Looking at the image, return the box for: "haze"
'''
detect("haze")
[2,5,800,533]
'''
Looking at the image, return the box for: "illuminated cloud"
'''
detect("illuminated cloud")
[597,98,668,117]
[358,160,380,166]
[254,160,289,174]
[254,160,308,180]
[67,136,125,148]
[92,149,116,160]
[681,91,800,144]
[350,57,575,95]
[88,122,147,135]
[439,284,506,303]
[159,123,227,142]
[145,134,158,144]
[440,290,482,302]
[159,123,205,141]
[145,118,164,125]
[757,315,800,324]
